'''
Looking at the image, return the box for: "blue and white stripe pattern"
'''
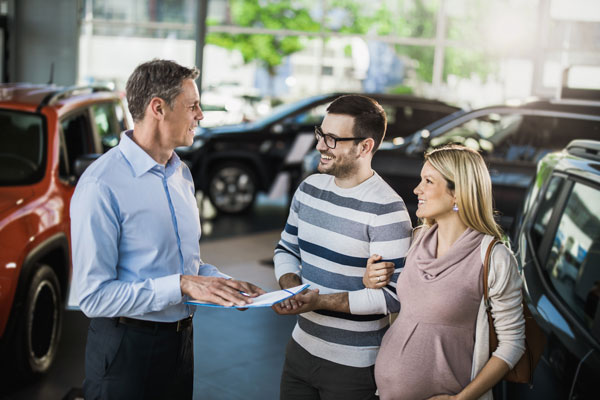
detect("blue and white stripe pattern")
[274,173,412,367]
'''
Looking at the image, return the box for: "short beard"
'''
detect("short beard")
[317,149,360,179]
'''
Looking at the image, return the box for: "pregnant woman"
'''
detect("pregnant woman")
[365,144,525,400]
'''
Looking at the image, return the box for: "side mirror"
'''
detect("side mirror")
[73,153,102,179]
[102,134,120,152]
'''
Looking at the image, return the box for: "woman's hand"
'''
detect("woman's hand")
[426,395,455,400]
[363,254,395,288]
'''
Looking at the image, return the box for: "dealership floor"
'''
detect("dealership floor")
[1,195,295,400]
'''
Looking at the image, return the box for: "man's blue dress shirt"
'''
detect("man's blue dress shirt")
[71,131,227,322]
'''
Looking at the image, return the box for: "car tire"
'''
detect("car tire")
[208,162,257,214]
[14,264,63,378]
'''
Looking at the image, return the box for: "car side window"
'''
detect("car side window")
[0,111,45,185]
[115,101,127,132]
[531,176,566,251]
[501,115,600,163]
[59,112,94,178]
[544,181,600,330]
[91,102,121,151]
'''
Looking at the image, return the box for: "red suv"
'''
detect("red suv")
[0,83,129,378]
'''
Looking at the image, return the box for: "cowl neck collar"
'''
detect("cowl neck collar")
[413,225,483,281]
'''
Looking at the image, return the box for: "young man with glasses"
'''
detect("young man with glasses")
[272,95,412,399]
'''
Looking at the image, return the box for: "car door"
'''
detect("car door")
[515,175,600,399]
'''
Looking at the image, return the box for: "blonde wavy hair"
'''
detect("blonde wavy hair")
[421,144,503,239]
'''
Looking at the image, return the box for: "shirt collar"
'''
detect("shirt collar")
[118,130,181,177]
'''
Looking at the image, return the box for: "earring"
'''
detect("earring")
[453,203,459,212]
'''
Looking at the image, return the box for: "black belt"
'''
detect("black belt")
[117,315,193,333]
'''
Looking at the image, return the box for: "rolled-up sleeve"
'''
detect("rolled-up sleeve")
[349,199,412,315]
[488,245,526,368]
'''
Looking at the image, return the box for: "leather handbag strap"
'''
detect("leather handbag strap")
[483,238,501,310]
[483,236,546,384]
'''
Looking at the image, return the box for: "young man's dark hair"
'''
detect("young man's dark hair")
[126,59,199,122]
[326,94,387,153]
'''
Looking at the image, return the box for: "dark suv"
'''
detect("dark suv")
[510,140,600,399]
[353,93,600,229]
[176,92,459,214]
[0,83,129,379]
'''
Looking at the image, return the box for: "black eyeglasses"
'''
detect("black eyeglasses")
[314,126,368,149]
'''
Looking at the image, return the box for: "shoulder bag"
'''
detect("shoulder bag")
[483,239,546,385]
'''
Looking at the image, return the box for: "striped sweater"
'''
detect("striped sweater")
[274,172,412,367]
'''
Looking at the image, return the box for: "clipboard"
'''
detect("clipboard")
[185,284,310,308]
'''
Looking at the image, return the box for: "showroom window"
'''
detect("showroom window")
[543,181,600,329]
[78,0,599,125]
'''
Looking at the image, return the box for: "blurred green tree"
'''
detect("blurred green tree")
[207,0,497,89]
[206,0,320,77]
[327,0,496,84]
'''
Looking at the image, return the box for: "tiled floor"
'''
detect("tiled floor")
[193,306,296,400]
[192,230,296,400]
[1,196,294,400]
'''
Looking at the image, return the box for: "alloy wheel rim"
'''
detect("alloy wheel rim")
[210,167,255,212]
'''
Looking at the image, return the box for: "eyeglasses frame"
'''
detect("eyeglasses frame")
[314,126,369,149]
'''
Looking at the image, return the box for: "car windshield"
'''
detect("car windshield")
[0,110,45,185]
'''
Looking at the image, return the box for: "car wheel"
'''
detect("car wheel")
[208,162,257,214]
[15,264,63,377]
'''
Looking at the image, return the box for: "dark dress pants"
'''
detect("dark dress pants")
[280,339,378,400]
[83,317,194,400]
